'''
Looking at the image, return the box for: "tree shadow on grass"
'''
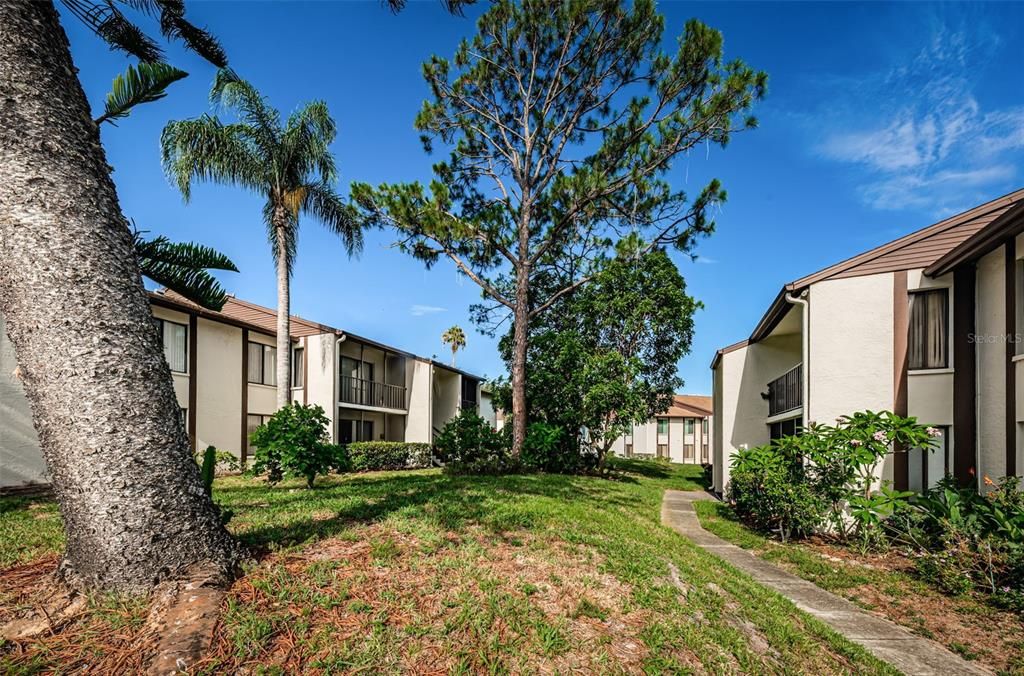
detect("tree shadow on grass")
[226,470,650,553]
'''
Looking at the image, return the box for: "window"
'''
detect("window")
[908,426,950,492]
[180,407,188,427]
[247,342,277,386]
[909,289,949,370]
[684,443,695,461]
[624,443,633,457]
[156,318,188,373]
[246,413,272,452]
[702,418,708,434]
[657,418,668,435]
[292,346,304,388]
[339,418,374,445]
[685,418,694,435]
[769,417,802,441]
[656,443,668,458]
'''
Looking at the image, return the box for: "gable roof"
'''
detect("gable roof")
[663,394,712,418]
[151,289,338,337]
[926,200,1024,276]
[748,188,1024,342]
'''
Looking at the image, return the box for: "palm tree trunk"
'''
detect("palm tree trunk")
[274,217,291,409]
[0,1,238,593]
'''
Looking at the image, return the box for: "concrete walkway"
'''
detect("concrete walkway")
[662,490,991,676]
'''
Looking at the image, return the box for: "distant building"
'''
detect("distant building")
[609,394,713,464]
[0,289,487,488]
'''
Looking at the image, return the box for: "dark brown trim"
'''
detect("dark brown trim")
[1007,243,1017,477]
[241,327,249,466]
[188,313,198,451]
[302,335,309,405]
[893,270,909,490]
[953,265,978,486]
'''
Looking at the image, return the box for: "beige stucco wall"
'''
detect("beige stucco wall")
[0,317,46,487]
[195,318,242,455]
[152,305,190,408]
[431,366,460,433]
[405,358,433,443]
[479,390,496,427]
[712,332,799,493]
[976,248,1008,483]
[305,334,338,442]
[904,269,954,429]
[808,274,896,483]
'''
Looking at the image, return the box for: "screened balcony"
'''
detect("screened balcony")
[767,364,802,417]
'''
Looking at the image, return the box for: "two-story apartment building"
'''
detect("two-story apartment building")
[711,188,1024,495]
[0,289,491,488]
[609,394,713,464]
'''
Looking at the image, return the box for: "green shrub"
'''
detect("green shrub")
[347,441,431,472]
[728,444,823,541]
[249,404,334,488]
[520,422,596,473]
[435,410,511,475]
[892,476,1024,598]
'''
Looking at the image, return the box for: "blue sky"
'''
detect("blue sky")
[61,1,1024,392]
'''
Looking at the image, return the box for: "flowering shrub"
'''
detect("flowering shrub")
[728,410,937,549]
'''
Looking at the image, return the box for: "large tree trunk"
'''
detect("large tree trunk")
[510,264,530,458]
[274,218,291,409]
[0,1,239,593]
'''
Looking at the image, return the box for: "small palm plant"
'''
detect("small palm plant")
[161,71,362,407]
[442,325,466,367]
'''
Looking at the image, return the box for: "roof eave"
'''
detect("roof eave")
[925,201,1024,277]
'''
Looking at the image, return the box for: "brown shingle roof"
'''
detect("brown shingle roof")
[663,394,712,418]
[150,289,337,338]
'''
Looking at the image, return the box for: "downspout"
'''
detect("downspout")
[785,290,810,426]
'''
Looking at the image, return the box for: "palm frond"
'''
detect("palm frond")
[62,0,163,62]
[95,62,188,126]
[154,0,228,68]
[210,69,283,157]
[282,101,338,184]
[301,181,364,255]
[161,115,266,201]
[109,0,228,67]
[134,232,237,310]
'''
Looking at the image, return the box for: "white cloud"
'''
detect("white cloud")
[813,17,1020,215]
[410,304,447,317]
[694,256,718,265]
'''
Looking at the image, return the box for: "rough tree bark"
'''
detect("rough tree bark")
[0,1,239,593]
[273,214,291,409]
[510,263,530,458]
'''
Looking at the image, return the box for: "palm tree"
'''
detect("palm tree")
[442,325,466,367]
[0,0,239,595]
[162,71,361,408]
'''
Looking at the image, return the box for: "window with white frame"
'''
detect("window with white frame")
[909,289,949,370]
[247,342,277,386]
[156,318,188,373]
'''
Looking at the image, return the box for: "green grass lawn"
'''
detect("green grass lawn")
[695,500,1024,674]
[1,461,897,674]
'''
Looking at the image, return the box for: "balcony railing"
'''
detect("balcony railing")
[767,364,802,417]
[340,376,407,410]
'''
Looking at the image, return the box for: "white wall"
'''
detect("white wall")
[808,274,896,483]
[479,390,496,427]
[195,318,242,455]
[405,358,433,443]
[976,248,1008,484]
[305,334,338,442]
[0,317,46,487]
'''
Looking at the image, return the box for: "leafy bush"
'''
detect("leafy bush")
[434,410,511,475]
[728,410,938,547]
[194,446,241,474]
[892,476,1024,600]
[347,441,431,472]
[249,404,334,488]
[728,444,824,541]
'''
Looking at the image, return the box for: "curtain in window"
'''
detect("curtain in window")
[263,346,277,387]
[163,321,187,372]
[247,342,263,384]
[909,290,948,369]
